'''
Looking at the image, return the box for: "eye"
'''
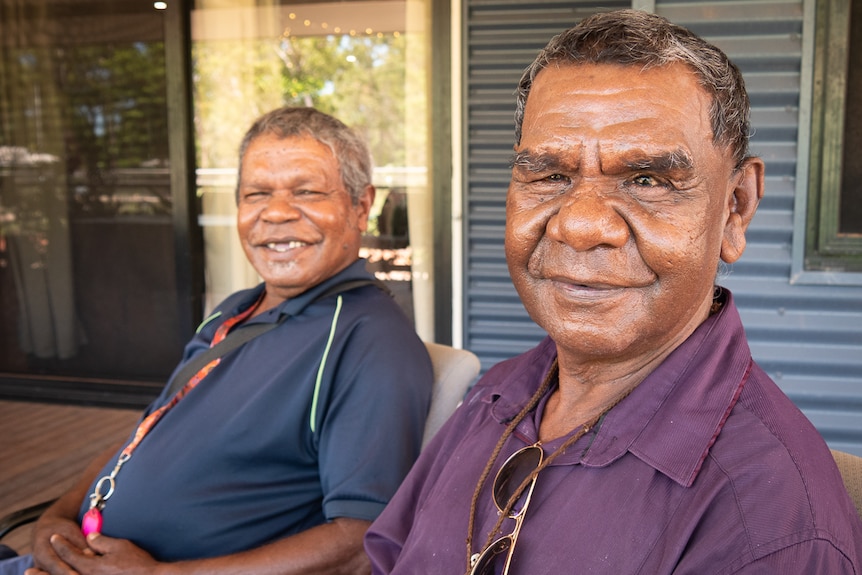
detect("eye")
[623,173,685,203]
[296,188,326,197]
[240,188,268,201]
[546,173,568,183]
[631,174,661,187]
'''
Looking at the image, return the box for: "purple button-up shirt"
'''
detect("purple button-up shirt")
[366,292,862,574]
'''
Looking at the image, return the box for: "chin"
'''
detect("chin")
[266,273,312,290]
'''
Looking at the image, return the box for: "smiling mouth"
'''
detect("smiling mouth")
[266,241,308,253]
[563,282,620,292]
[551,277,649,294]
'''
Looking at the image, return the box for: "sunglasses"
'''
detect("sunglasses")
[468,444,543,575]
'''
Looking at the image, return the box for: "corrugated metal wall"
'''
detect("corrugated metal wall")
[462,0,862,455]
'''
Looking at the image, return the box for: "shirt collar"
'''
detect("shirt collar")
[240,258,373,324]
[482,289,753,488]
[585,290,753,486]
[482,337,558,427]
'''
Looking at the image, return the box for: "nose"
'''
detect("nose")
[261,191,301,223]
[545,183,630,251]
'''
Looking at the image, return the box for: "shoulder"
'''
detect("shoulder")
[305,281,433,385]
[726,362,840,497]
[330,282,423,344]
[700,364,862,566]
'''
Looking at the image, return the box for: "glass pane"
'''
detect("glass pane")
[840,0,861,235]
[0,0,184,381]
[191,0,432,335]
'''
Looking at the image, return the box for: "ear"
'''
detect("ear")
[355,184,376,233]
[720,157,764,264]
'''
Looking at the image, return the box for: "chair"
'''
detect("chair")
[0,342,481,544]
[422,342,481,448]
[831,449,862,521]
[0,500,54,541]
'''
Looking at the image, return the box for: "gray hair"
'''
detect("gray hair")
[515,9,751,168]
[236,106,373,203]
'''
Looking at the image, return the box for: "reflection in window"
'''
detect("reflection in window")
[192,1,433,336]
[0,0,184,381]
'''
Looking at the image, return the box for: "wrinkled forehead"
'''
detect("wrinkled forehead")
[518,62,717,158]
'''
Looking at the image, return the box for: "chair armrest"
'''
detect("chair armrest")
[0,499,56,540]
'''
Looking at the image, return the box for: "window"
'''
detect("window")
[191,0,437,338]
[805,0,862,272]
[0,0,197,402]
[0,0,443,405]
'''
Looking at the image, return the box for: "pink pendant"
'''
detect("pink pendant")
[81,507,103,536]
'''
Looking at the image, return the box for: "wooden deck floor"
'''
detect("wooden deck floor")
[0,400,140,555]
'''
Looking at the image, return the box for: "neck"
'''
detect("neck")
[248,289,277,319]
[538,361,645,443]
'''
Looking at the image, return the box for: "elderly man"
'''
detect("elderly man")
[365,10,862,574]
[1,107,432,575]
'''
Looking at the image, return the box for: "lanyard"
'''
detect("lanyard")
[80,297,262,536]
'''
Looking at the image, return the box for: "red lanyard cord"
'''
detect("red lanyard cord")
[81,296,262,535]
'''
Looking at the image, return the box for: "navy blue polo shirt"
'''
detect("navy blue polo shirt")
[79,259,433,562]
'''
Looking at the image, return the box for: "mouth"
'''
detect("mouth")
[540,263,655,291]
[558,280,623,293]
[265,240,309,253]
[548,274,622,289]
[549,275,652,294]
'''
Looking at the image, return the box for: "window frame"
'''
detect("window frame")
[795,0,862,282]
[0,0,200,407]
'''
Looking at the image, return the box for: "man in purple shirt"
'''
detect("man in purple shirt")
[365,9,862,574]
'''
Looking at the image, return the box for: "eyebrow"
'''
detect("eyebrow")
[509,147,695,175]
[623,149,694,173]
[509,150,573,172]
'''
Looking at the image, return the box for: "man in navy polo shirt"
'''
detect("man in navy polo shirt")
[4,107,432,575]
[365,10,862,574]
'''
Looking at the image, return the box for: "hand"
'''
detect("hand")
[30,513,90,575]
[46,532,161,575]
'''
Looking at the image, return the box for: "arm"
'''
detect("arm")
[29,408,374,575]
[43,517,371,575]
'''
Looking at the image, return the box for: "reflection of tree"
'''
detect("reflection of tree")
[322,35,407,169]
[3,42,170,218]
[0,1,84,360]
[58,42,169,216]
[274,36,340,109]
[193,33,406,170]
